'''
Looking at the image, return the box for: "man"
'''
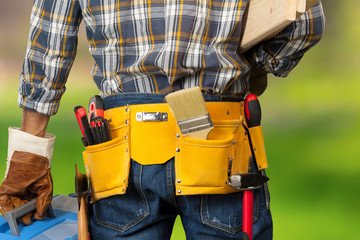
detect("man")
[0,0,324,239]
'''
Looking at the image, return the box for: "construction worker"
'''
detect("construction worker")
[0,0,325,239]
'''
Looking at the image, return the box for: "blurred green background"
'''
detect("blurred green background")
[0,1,359,239]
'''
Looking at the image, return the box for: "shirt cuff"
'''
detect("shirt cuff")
[18,74,63,115]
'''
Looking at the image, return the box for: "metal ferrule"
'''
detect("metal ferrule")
[178,114,213,135]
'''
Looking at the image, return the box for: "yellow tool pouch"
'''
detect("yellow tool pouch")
[82,101,268,202]
[174,102,252,195]
[82,136,130,202]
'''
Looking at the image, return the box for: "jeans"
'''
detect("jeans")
[88,94,273,239]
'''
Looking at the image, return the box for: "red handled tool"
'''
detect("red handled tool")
[88,95,104,121]
[74,106,94,146]
[88,95,112,144]
[242,94,262,240]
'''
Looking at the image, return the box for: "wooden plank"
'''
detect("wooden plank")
[297,0,320,17]
[239,0,297,52]
[296,0,306,17]
[239,0,321,52]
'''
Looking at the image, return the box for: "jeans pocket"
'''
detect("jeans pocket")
[93,162,150,232]
[201,190,260,235]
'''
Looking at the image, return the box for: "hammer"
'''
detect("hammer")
[243,94,264,240]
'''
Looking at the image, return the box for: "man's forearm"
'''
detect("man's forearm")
[21,109,50,137]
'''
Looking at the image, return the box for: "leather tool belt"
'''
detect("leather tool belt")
[82,102,268,202]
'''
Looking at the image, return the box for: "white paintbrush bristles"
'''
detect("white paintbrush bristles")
[165,87,213,139]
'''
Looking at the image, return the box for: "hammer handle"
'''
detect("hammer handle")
[78,196,89,240]
[243,190,254,240]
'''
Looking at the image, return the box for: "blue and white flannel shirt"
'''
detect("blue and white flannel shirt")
[18,0,325,115]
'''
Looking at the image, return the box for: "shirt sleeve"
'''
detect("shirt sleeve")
[249,2,325,78]
[18,0,82,115]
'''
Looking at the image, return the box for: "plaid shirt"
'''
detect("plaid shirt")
[18,0,325,115]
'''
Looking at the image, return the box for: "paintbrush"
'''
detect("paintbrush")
[165,87,213,139]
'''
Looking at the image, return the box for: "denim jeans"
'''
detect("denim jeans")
[88,94,273,239]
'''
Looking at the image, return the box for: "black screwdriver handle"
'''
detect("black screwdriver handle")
[244,94,261,128]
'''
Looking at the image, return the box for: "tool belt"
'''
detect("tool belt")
[82,102,268,202]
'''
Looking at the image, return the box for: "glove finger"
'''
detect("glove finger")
[10,197,33,225]
[33,172,53,220]
[0,195,14,216]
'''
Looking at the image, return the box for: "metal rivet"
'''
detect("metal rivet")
[176,148,180,152]
[226,111,230,115]
[125,120,129,124]
[225,181,228,185]
[176,134,180,138]
[126,148,129,152]
[244,132,247,136]
[124,135,128,140]
[232,141,236,145]
[178,190,182,194]
[177,179,181,183]
[125,108,129,112]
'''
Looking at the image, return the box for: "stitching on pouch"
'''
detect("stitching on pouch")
[179,138,232,148]
[87,139,127,153]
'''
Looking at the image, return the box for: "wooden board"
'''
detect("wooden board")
[297,0,306,17]
[240,0,297,52]
[239,0,320,52]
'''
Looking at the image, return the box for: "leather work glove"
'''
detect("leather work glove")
[0,127,55,225]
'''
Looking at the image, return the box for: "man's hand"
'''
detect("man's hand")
[249,65,268,96]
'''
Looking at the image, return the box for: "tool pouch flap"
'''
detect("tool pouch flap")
[83,136,130,203]
[248,125,268,170]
